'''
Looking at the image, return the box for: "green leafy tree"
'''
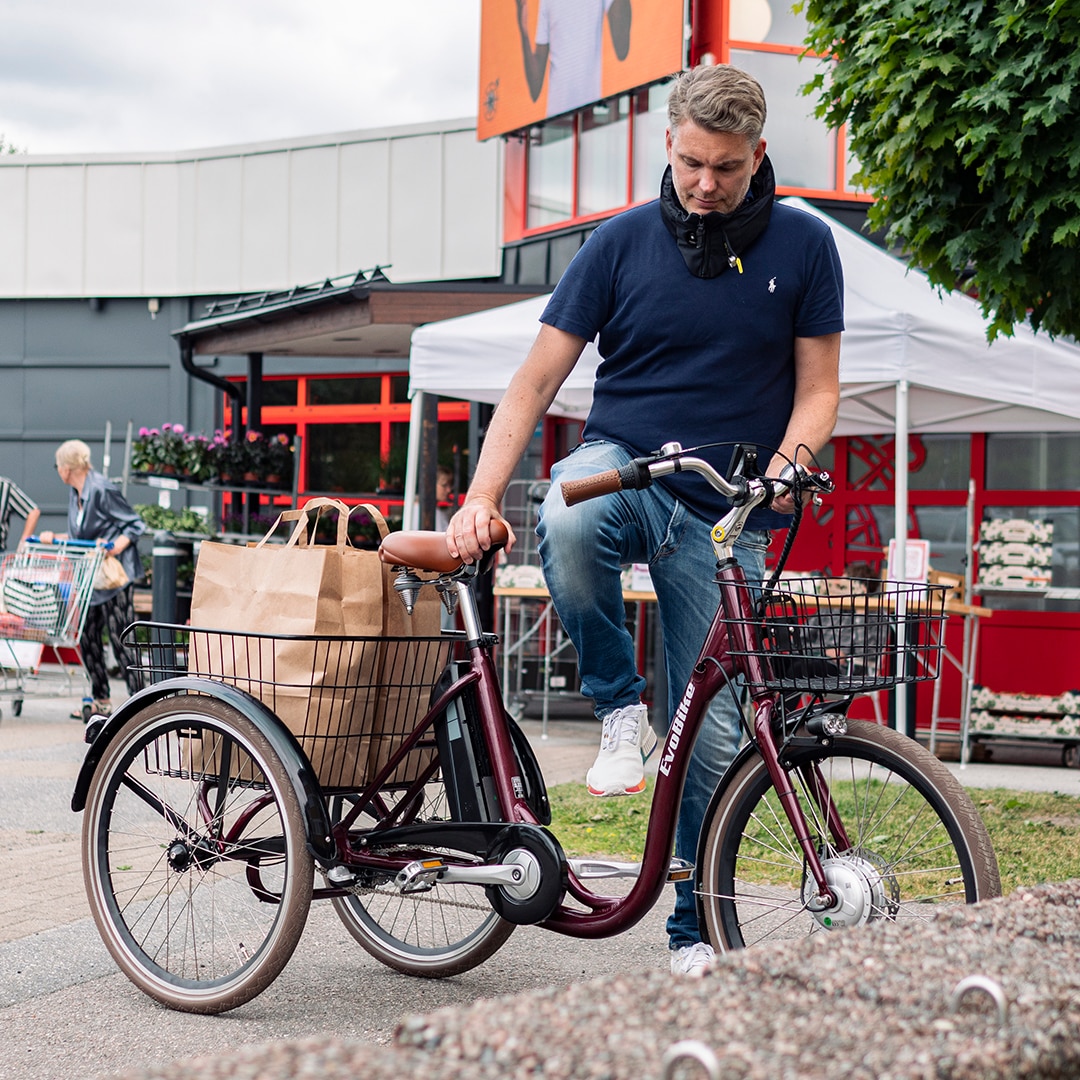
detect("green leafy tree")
[802,0,1080,339]
[0,133,25,154]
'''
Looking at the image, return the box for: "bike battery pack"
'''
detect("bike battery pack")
[432,663,498,822]
[430,662,551,826]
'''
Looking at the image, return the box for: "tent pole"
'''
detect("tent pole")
[959,478,977,768]
[895,379,910,738]
[403,391,424,530]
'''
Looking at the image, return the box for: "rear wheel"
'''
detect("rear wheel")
[698,719,1000,951]
[329,776,514,977]
[81,696,314,1013]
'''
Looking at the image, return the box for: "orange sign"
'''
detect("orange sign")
[478,0,686,140]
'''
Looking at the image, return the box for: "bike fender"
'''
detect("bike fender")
[70,677,336,864]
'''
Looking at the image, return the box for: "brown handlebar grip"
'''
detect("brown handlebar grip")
[561,469,623,507]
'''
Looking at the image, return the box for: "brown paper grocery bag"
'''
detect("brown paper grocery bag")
[187,499,440,789]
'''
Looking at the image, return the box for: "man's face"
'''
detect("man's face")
[665,120,766,216]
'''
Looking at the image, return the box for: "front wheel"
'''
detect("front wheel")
[81,696,315,1013]
[697,719,1000,951]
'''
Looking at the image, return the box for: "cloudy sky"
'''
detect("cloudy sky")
[0,0,482,156]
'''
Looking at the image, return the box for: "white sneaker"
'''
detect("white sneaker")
[585,703,657,796]
[670,942,715,977]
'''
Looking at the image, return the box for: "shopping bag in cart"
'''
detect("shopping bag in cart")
[188,499,440,788]
[2,576,62,631]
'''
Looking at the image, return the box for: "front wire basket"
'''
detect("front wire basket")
[727,579,948,694]
[123,622,460,791]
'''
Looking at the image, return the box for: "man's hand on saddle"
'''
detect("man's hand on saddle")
[446,498,517,563]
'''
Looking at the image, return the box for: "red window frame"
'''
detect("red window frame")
[222,373,470,521]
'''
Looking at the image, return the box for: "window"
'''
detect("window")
[847,435,970,492]
[526,117,575,229]
[578,97,631,217]
[986,433,1080,490]
[307,423,381,493]
[731,48,835,191]
[729,0,810,45]
[226,373,471,512]
[632,83,673,204]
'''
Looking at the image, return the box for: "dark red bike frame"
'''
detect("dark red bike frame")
[325,555,842,931]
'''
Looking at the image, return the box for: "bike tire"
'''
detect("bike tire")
[329,777,515,978]
[81,697,314,1013]
[697,719,1001,951]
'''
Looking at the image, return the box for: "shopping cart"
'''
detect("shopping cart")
[0,538,108,719]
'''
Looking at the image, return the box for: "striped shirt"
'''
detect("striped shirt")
[0,477,39,550]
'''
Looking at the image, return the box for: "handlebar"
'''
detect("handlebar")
[560,443,833,509]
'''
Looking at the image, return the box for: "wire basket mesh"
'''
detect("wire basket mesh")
[726,579,948,693]
[124,623,459,791]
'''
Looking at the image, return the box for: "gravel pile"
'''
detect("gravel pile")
[109,880,1080,1080]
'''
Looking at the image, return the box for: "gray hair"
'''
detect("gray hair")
[56,439,93,470]
[667,64,767,143]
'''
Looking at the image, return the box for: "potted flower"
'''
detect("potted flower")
[180,433,211,482]
[130,423,187,475]
[206,427,234,483]
[263,433,293,489]
[242,430,269,486]
[213,434,249,487]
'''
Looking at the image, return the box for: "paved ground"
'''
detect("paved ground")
[0,682,1077,1080]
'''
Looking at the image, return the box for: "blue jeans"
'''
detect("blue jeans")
[537,441,769,950]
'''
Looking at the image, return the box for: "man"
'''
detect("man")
[447,64,844,976]
[0,477,41,551]
[517,0,631,118]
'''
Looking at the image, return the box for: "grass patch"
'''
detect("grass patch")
[547,779,1080,895]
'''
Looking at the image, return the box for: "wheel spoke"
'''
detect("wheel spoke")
[699,720,999,951]
[82,698,313,1012]
[328,775,513,976]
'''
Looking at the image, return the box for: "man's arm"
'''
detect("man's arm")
[516,0,550,102]
[447,323,588,561]
[767,332,841,514]
[607,0,631,61]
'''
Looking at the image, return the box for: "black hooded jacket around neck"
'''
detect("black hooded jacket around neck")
[658,152,776,279]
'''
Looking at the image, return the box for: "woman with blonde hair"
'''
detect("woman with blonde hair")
[40,439,145,718]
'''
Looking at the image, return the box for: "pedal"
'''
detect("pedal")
[666,858,694,882]
[326,865,358,886]
[394,858,447,894]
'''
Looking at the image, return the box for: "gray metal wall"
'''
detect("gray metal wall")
[0,294,415,542]
[0,295,206,537]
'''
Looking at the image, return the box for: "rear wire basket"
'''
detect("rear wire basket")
[727,579,948,694]
[124,622,459,791]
